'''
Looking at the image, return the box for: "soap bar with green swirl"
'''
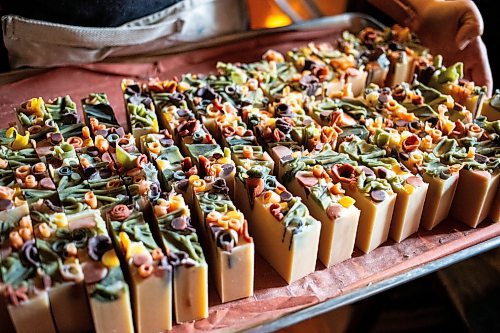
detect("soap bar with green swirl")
[193,176,254,302]
[235,165,321,284]
[121,79,159,145]
[328,162,397,254]
[0,213,57,333]
[150,192,208,323]
[147,78,196,138]
[67,209,134,333]
[33,211,94,333]
[277,145,361,267]
[338,138,429,243]
[108,206,173,333]
[16,97,57,141]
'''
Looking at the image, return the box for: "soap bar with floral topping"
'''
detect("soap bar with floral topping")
[68,210,134,333]
[1,213,57,333]
[193,176,254,302]
[108,206,173,333]
[277,146,360,267]
[33,211,94,333]
[329,163,397,253]
[121,80,160,144]
[81,94,121,133]
[151,192,208,323]
[339,138,429,242]
[235,166,321,283]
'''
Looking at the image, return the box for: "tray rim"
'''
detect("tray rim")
[243,235,500,332]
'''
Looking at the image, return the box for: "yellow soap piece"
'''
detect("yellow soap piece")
[156,159,168,170]
[6,127,30,150]
[119,231,131,252]
[189,175,200,184]
[102,250,120,268]
[392,164,403,175]
[339,196,355,208]
[126,242,148,260]
[53,213,68,228]
[403,184,414,194]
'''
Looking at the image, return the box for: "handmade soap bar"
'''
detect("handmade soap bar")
[34,211,94,333]
[450,169,500,228]
[339,138,428,242]
[69,210,134,333]
[235,166,321,283]
[329,163,397,253]
[193,176,254,302]
[122,79,160,143]
[1,213,57,333]
[151,192,208,323]
[277,146,360,267]
[108,206,173,333]
[478,91,500,121]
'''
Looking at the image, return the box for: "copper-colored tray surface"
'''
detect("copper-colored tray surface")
[0,13,498,333]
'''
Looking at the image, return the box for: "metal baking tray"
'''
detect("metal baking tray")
[0,13,498,333]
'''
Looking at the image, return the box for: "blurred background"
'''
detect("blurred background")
[247,0,498,87]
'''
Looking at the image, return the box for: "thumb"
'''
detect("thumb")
[455,2,483,50]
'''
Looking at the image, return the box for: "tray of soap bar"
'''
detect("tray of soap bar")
[0,13,499,333]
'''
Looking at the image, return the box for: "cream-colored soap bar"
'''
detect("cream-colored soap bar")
[231,145,275,173]
[337,138,428,243]
[450,169,500,228]
[373,162,428,243]
[34,212,94,333]
[344,185,396,253]
[185,144,236,198]
[47,282,93,333]
[193,177,254,302]
[328,164,397,253]
[420,173,460,230]
[389,179,429,242]
[0,213,58,333]
[478,99,500,121]
[235,171,321,284]
[151,193,208,323]
[69,211,134,333]
[386,57,415,87]
[109,208,173,333]
[173,264,208,323]
[285,171,360,267]
[7,292,57,333]
[87,282,134,333]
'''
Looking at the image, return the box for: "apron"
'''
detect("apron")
[1,0,249,68]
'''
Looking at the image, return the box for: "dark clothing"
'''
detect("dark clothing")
[2,0,180,27]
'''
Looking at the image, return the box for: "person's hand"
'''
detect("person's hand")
[410,0,493,94]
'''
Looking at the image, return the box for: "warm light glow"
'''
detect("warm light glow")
[264,14,292,28]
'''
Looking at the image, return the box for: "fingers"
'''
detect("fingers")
[455,0,484,50]
[465,37,493,96]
